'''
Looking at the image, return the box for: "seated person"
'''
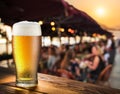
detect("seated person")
[59,50,81,80]
[86,45,105,83]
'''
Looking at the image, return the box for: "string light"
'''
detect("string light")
[51,27,56,31]
[59,28,65,32]
[68,28,74,34]
[38,21,43,25]
[50,22,55,26]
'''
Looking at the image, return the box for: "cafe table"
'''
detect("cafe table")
[0,73,120,94]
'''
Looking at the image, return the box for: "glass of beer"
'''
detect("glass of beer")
[12,21,41,88]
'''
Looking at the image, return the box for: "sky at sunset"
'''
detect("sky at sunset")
[65,0,120,29]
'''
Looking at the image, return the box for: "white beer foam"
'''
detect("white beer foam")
[12,21,42,36]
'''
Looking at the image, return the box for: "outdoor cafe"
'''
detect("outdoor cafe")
[0,0,120,94]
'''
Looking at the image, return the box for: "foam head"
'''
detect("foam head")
[12,21,42,36]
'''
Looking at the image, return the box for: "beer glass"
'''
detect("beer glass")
[12,21,41,87]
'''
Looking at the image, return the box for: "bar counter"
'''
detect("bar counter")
[0,73,120,94]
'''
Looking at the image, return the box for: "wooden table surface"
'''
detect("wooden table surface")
[0,73,120,94]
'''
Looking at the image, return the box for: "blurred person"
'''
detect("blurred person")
[79,42,89,53]
[52,52,65,75]
[58,44,66,54]
[103,49,110,66]
[107,39,116,65]
[47,46,57,73]
[106,36,113,50]
[60,50,81,80]
[74,43,81,54]
[97,40,109,65]
[109,40,120,89]
[86,45,105,83]
[38,47,49,73]
[99,40,106,55]
[100,38,115,65]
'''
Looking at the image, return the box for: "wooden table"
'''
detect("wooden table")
[0,73,120,94]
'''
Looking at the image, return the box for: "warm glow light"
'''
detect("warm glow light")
[93,33,97,37]
[68,28,71,32]
[51,27,56,31]
[59,28,65,32]
[68,28,74,34]
[50,22,55,26]
[38,21,43,25]
[96,7,105,17]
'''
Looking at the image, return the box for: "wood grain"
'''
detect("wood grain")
[0,73,120,94]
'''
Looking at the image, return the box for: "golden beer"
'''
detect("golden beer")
[12,21,41,87]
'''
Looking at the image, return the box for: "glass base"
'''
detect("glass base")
[16,80,38,88]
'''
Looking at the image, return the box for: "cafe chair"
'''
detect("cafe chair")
[96,64,112,85]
